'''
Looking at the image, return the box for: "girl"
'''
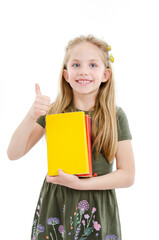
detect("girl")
[7,35,135,240]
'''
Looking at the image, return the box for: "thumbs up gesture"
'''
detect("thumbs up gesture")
[29,83,51,120]
[35,83,42,96]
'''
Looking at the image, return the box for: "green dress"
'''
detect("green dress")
[31,106,132,240]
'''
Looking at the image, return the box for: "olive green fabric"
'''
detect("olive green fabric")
[31,107,132,240]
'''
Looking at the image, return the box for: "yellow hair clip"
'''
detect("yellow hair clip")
[106,45,111,51]
[106,44,114,65]
[109,54,114,63]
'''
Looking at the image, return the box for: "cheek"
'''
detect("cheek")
[68,70,77,80]
[94,70,103,79]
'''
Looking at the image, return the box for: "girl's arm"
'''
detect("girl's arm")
[46,140,135,190]
[79,140,135,190]
[7,84,50,160]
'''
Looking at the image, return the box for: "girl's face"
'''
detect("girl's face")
[63,42,111,97]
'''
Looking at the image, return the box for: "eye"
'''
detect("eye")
[72,63,80,67]
[90,63,97,68]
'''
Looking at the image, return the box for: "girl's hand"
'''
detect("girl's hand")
[29,83,50,120]
[46,169,81,190]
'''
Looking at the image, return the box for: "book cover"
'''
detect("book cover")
[46,112,91,176]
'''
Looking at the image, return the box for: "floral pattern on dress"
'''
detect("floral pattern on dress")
[105,235,118,240]
[32,198,43,240]
[31,199,118,240]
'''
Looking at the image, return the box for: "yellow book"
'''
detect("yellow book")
[46,112,89,176]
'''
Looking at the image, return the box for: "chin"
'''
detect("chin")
[73,88,98,95]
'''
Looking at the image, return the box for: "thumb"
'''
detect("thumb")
[35,83,42,96]
[58,169,64,175]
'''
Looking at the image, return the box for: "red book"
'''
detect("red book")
[77,115,92,177]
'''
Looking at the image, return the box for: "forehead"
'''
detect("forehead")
[68,42,103,62]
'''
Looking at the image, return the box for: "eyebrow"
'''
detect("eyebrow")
[71,59,99,62]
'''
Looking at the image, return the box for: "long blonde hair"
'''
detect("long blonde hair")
[47,35,117,163]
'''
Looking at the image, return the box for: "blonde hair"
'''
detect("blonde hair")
[47,35,117,163]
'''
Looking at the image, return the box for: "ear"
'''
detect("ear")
[102,68,111,83]
[63,69,69,82]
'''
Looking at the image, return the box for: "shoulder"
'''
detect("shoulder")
[116,106,132,141]
[116,106,130,123]
[116,106,126,118]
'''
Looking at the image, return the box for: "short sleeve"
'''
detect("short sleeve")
[36,115,46,128]
[116,107,132,141]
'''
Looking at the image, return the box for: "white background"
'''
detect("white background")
[0,0,159,239]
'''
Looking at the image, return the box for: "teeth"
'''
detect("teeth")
[77,80,91,84]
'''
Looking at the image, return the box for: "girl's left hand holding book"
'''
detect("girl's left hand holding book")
[46,169,81,190]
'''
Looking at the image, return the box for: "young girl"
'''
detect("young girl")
[7,35,135,240]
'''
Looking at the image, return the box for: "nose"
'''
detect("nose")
[79,66,88,76]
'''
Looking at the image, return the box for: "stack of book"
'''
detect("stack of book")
[46,112,92,177]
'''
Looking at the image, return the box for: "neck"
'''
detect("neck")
[73,90,96,111]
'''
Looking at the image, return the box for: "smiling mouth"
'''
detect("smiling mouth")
[76,79,93,84]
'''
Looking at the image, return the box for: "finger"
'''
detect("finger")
[46,175,53,182]
[35,109,47,117]
[38,95,51,101]
[46,175,58,183]
[35,83,42,96]
[35,97,50,106]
